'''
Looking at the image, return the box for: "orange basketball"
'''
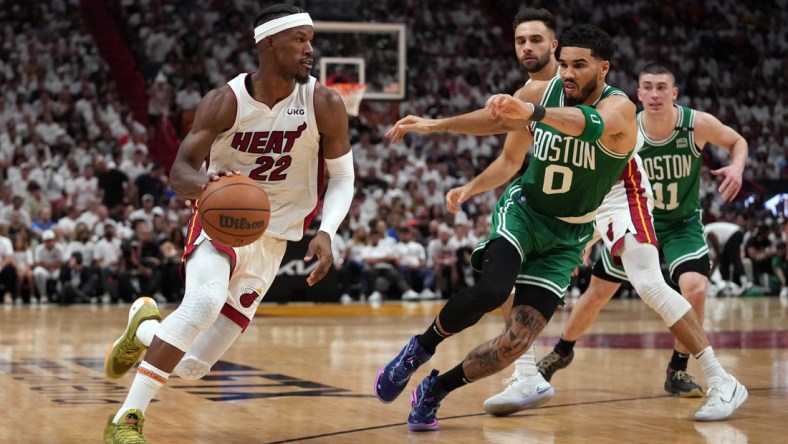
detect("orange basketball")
[198,175,270,247]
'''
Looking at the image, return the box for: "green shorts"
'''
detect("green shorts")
[597,209,710,283]
[470,184,592,298]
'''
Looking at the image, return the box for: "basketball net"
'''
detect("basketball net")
[327,82,367,116]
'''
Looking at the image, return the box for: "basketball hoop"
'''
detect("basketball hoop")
[327,82,367,116]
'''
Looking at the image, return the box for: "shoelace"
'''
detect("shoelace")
[701,381,724,408]
[675,370,696,383]
[501,375,521,387]
[392,343,427,383]
[115,417,145,443]
[414,386,440,414]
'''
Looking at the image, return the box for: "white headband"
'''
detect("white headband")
[254,13,313,44]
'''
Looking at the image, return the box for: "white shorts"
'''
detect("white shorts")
[594,154,658,259]
[184,214,287,330]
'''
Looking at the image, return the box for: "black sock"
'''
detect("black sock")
[668,350,690,372]
[437,363,468,393]
[554,336,576,357]
[417,319,449,354]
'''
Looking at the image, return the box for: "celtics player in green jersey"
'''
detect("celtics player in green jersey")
[389,7,561,412]
[536,63,748,418]
[375,24,643,431]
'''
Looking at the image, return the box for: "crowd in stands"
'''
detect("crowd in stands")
[0,1,785,305]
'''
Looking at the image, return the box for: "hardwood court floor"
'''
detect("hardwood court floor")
[1,297,786,443]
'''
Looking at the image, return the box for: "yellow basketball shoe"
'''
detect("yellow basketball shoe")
[105,297,161,379]
[104,409,146,443]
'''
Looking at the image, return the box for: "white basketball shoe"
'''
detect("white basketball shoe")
[694,374,748,421]
[483,372,554,416]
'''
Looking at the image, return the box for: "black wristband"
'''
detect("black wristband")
[530,104,546,122]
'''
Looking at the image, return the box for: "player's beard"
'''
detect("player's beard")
[295,72,309,84]
[523,52,551,74]
[564,77,598,106]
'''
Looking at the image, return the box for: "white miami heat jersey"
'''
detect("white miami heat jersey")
[208,73,322,241]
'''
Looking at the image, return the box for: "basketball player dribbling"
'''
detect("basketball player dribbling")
[103,5,355,443]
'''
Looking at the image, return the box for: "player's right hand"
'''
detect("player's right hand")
[203,169,242,190]
[446,185,474,214]
[485,94,533,120]
[385,115,436,144]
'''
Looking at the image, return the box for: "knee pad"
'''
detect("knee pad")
[437,238,520,333]
[185,281,225,330]
[438,263,515,333]
[173,356,211,380]
[156,280,225,351]
[620,239,691,327]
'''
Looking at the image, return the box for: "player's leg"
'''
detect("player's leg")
[621,234,747,419]
[375,237,520,405]
[173,235,287,379]
[537,268,622,381]
[483,286,553,416]
[433,229,585,422]
[104,238,231,442]
[661,215,712,396]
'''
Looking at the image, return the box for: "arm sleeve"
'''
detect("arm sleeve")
[318,150,355,241]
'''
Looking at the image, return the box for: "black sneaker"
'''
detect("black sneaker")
[665,369,704,397]
[537,350,574,382]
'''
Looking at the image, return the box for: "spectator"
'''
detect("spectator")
[11,231,34,305]
[772,242,787,299]
[32,229,65,304]
[23,181,51,223]
[0,223,17,303]
[30,207,57,239]
[745,226,774,288]
[395,226,433,300]
[157,227,185,302]
[70,163,99,211]
[129,194,164,227]
[93,222,123,301]
[96,155,132,218]
[58,252,99,304]
[361,229,419,303]
[119,148,149,183]
[56,205,81,238]
[426,224,459,299]
[134,162,167,205]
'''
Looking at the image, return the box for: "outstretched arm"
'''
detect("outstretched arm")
[385,83,548,143]
[485,93,637,155]
[694,111,748,202]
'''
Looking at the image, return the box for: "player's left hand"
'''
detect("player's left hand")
[305,231,334,286]
[485,94,533,120]
[711,165,743,202]
[385,115,437,144]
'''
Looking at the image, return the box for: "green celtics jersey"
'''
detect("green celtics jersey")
[637,105,701,226]
[517,77,632,218]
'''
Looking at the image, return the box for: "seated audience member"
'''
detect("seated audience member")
[361,229,419,303]
[11,231,35,304]
[32,229,65,304]
[58,252,99,304]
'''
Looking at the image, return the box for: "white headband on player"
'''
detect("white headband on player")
[254,13,313,44]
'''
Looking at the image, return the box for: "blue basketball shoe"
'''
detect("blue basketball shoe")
[408,369,448,431]
[374,335,433,403]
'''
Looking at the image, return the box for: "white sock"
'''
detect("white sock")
[695,346,727,381]
[113,361,170,423]
[514,344,538,378]
[136,320,160,348]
